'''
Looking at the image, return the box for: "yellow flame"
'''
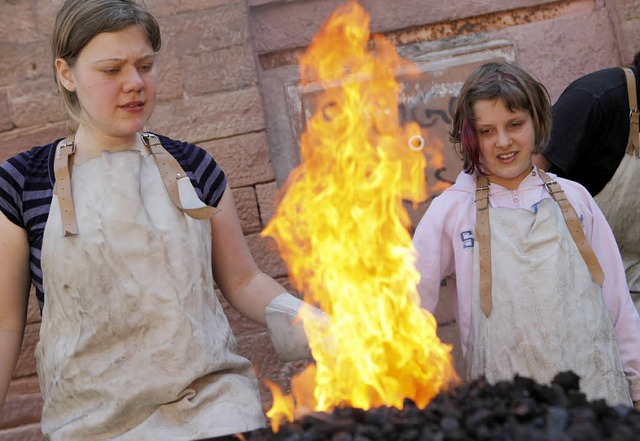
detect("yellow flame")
[264,380,294,432]
[262,0,459,425]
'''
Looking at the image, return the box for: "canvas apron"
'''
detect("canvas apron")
[34,135,265,440]
[466,193,632,406]
[594,67,640,310]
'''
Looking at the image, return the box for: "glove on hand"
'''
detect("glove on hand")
[265,293,329,362]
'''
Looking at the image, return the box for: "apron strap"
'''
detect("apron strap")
[475,175,492,317]
[622,67,640,157]
[53,136,79,237]
[52,134,218,238]
[141,133,218,220]
[538,170,604,287]
[474,171,605,316]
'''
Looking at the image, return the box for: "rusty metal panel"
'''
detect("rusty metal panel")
[279,39,516,224]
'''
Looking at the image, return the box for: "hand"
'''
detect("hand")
[265,293,331,362]
[635,400,640,411]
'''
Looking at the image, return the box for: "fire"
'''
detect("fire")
[263,380,294,432]
[262,0,459,427]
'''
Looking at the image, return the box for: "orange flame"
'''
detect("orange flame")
[262,0,459,427]
[264,380,294,432]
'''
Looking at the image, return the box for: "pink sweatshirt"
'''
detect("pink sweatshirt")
[413,166,640,401]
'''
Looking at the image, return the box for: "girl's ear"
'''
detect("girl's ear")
[55,58,76,92]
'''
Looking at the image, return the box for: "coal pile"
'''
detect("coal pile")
[208,371,640,441]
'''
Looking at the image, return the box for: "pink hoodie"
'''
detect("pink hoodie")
[413,166,640,401]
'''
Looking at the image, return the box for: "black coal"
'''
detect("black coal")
[206,371,640,441]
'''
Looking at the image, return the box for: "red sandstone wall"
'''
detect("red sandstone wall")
[0,1,296,439]
[1,0,639,438]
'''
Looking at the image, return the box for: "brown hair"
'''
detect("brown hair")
[52,0,161,121]
[449,61,551,175]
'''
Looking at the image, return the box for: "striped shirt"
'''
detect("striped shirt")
[0,133,227,310]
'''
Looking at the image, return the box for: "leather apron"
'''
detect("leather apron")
[594,152,640,309]
[594,67,640,310]
[34,135,265,440]
[466,191,632,406]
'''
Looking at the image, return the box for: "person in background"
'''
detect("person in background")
[0,1,318,439]
[533,53,640,310]
[413,61,640,409]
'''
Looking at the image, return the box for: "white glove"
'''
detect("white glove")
[265,293,328,362]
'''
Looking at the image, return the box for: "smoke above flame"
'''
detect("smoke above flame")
[261,0,459,430]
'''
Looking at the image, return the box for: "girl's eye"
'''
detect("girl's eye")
[478,129,493,135]
[138,64,153,72]
[104,68,120,75]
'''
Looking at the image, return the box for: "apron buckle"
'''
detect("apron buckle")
[57,137,75,158]
[543,179,562,197]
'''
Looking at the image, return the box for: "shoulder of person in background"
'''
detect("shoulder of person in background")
[533,53,639,192]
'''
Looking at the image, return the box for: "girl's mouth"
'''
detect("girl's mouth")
[121,101,144,109]
[497,151,517,160]
[121,102,145,112]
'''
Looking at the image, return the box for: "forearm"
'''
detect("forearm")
[224,271,331,362]
[224,271,289,326]
[0,213,31,410]
[209,186,293,325]
[0,329,25,410]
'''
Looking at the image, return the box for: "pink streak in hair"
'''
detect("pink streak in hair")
[461,119,481,173]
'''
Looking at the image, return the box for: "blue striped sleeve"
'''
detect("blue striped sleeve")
[155,134,227,207]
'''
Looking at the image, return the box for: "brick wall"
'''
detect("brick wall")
[0,0,299,439]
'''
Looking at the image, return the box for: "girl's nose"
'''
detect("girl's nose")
[496,130,512,148]
[124,67,144,92]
